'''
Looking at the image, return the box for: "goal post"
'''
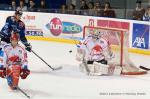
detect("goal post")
[83,26,147,75]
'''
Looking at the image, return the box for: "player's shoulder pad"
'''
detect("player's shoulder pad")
[3,44,11,49]
[18,20,25,28]
[8,16,16,22]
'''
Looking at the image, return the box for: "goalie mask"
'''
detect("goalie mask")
[91,30,99,39]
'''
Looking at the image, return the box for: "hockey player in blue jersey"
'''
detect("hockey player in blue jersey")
[0,9,32,52]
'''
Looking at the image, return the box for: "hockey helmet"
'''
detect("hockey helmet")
[10,33,20,41]
[91,30,99,38]
[15,8,23,16]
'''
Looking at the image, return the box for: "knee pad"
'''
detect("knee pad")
[6,65,21,88]
[7,76,13,86]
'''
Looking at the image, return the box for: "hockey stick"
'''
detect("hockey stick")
[16,86,30,99]
[31,50,62,70]
[82,58,90,75]
[68,33,81,53]
[139,66,150,71]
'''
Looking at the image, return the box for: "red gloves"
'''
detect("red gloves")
[0,68,6,78]
[20,69,30,79]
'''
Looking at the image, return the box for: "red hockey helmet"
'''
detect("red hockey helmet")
[10,33,20,41]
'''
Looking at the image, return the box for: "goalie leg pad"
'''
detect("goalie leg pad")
[108,65,122,75]
[79,63,94,73]
[93,62,109,75]
[94,62,122,75]
[88,64,102,76]
[76,49,85,61]
[113,66,122,75]
[79,63,85,72]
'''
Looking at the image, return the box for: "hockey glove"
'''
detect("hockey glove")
[0,67,6,78]
[25,43,32,52]
[20,69,30,79]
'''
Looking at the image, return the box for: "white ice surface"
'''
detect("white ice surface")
[0,40,150,99]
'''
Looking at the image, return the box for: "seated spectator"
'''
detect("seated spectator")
[80,0,89,15]
[67,4,76,14]
[60,4,67,14]
[143,6,150,21]
[87,1,95,16]
[132,1,145,20]
[94,1,103,16]
[102,2,116,18]
[9,0,16,11]
[37,0,47,12]
[28,0,37,12]
[18,0,27,11]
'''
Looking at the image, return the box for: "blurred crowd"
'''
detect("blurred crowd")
[60,1,116,18]
[0,0,150,21]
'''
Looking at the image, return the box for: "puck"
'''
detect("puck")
[69,50,72,53]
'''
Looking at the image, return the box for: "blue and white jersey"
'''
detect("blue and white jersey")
[0,16,28,45]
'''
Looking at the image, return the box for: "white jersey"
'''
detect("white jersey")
[2,44,28,69]
[80,36,110,61]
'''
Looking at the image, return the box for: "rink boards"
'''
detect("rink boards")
[26,36,150,55]
[0,10,149,55]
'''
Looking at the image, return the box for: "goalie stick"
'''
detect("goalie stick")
[31,50,62,70]
[139,66,150,71]
[82,58,90,75]
[16,86,30,99]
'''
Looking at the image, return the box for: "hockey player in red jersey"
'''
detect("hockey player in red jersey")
[0,32,30,90]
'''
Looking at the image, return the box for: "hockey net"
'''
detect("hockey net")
[83,26,147,75]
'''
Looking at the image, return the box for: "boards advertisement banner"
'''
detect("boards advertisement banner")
[132,23,149,49]
[0,10,149,53]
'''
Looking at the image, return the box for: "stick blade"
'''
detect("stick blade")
[121,71,147,75]
[53,66,63,70]
[139,66,150,71]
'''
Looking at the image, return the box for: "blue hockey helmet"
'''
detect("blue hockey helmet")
[15,8,23,16]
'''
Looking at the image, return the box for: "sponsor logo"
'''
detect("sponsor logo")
[132,23,149,49]
[63,22,82,34]
[88,19,94,27]
[49,17,63,36]
[22,15,35,22]
[133,37,146,48]
[46,17,82,36]
[26,29,43,36]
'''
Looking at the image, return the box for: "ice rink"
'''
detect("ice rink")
[0,40,150,99]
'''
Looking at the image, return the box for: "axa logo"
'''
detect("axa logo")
[46,17,82,36]
[132,37,146,48]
